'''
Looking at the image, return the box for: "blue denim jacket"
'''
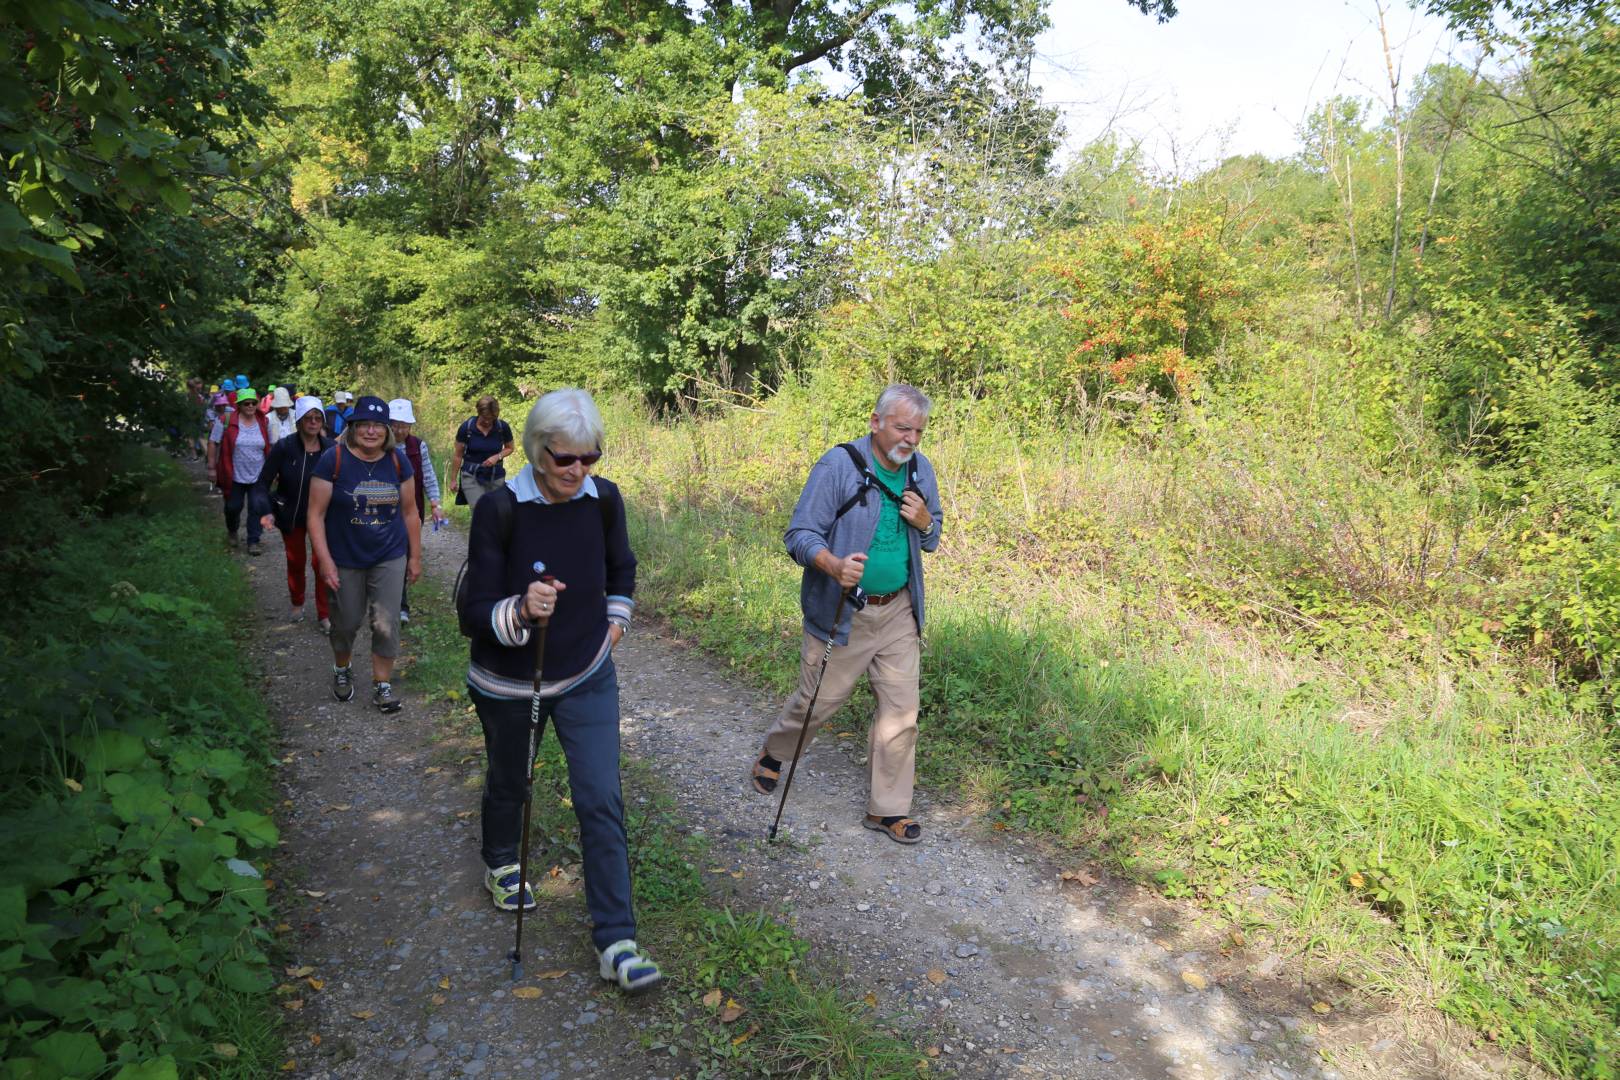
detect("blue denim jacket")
[783,434,943,645]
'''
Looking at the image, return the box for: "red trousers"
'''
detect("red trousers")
[282,525,330,619]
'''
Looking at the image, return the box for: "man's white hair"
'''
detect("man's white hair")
[523,388,605,463]
[874,384,932,420]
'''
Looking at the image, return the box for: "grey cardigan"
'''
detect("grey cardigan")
[783,433,944,645]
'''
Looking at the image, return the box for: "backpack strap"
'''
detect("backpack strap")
[832,442,911,520]
[333,442,342,481]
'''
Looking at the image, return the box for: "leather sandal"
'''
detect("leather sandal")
[750,754,780,795]
[863,814,922,844]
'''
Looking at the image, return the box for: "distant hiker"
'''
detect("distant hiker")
[260,396,336,633]
[215,388,272,556]
[459,388,660,993]
[388,398,443,624]
[205,391,231,490]
[306,395,423,713]
[449,395,514,509]
[749,384,943,845]
[324,392,348,437]
[267,386,298,441]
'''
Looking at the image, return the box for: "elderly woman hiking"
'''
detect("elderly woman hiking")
[307,396,423,713]
[260,396,336,632]
[449,395,514,509]
[460,388,660,994]
[215,388,272,555]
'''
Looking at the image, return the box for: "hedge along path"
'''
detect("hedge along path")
[229,465,1530,1080]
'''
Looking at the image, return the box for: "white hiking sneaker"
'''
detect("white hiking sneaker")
[598,939,662,995]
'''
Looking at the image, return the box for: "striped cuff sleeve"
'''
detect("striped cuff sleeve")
[606,594,634,630]
[492,595,532,647]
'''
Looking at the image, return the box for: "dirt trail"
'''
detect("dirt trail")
[208,464,1518,1079]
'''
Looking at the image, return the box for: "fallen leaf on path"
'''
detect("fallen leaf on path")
[1059,868,1099,887]
[301,890,326,899]
[702,989,723,1009]
[424,766,442,775]
[309,1034,322,1046]
[213,1044,238,1059]
[1181,971,1208,991]
[63,778,84,792]
[536,969,567,980]
[1348,872,1366,888]
[926,969,947,986]
[324,804,351,812]
[1311,1001,1332,1015]
[718,999,745,1023]
[731,1024,758,1046]
[281,999,304,1011]
[456,810,474,819]
[430,993,447,1006]
[274,923,291,933]
[351,1010,375,1020]
[280,1060,296,1072]
[438,977,451,989]
[306,977,325,991]
[1229,930,1247,948]
[862,992,878,1009]
[923,1047,940,1058]
[286,965,315,978]
[513,987,543,1000]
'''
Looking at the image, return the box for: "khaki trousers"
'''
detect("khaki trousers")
[763,598,920,818]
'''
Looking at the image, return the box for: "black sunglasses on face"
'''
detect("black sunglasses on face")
[545,446,602,467]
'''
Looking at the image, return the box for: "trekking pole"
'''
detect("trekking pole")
[510,570,554,982]
[768,587,851,842]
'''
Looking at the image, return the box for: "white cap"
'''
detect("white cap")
[334,390,351,404]
[387,398,416,424]
[270,386,294,408]
[294,395,324,424]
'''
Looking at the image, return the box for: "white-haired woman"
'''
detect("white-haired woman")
[460,388,660,994]
[306,395,422,713]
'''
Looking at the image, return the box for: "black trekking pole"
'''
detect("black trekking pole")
[768,587,851,842]
[510,571,555,981]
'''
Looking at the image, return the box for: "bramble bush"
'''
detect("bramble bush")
[0,462,280,1079]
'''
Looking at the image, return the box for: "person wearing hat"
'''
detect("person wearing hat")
[388,398,443,625]
[324,391,351,437]
[215,388,273,554]
[307,395,423,712]
[260,396,336,631]
[205,391,232,493]
[267,387,298,441]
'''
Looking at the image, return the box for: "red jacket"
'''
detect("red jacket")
[402,434,426,520]
[216,412,272,496]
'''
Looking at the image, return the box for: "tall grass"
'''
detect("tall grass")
[602,358,1620,1079]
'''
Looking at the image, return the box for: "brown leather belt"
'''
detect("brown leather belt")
[865,588,906,607]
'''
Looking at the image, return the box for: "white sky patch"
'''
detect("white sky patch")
[1035,0,1470,174]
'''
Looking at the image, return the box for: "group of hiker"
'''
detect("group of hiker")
[202,374,942,999]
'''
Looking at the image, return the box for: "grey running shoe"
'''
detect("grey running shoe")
[399,609,411,624]
[246,542,262,556]
[373,681,401,714]
[290,606,305,623]
[317,617,331,635]
[332,666,355,702]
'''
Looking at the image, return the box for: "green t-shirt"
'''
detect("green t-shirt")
[859,459,910,596]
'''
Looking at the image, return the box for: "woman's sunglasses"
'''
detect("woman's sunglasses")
[545,446,602,467]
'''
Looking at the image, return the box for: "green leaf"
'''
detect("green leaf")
[223,810,276,848]
[112,1058,178,1080]
[155,182,191,216]
[0,886,25,941]
[34,1030,105,1075]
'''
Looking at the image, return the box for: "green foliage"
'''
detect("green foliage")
[0,461,281,1078]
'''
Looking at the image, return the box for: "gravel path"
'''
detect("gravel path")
[209,464,1523,1079]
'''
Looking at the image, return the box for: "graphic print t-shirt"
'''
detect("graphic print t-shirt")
[313,445,415,568]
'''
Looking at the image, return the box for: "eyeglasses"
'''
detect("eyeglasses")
[545,446,602,467]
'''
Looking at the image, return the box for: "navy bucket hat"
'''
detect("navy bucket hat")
[350,395,390,425]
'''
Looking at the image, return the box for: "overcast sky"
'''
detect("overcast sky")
[1034,0,1470,172]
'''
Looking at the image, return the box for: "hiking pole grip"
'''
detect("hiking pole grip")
[768,587,850,842]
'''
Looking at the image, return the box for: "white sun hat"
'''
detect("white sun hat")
[388,398,417,424]
[294,395,324,423]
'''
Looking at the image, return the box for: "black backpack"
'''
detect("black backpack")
[832,442,921,521]
[452,485,618,638]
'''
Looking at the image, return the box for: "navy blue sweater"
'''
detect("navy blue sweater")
[464,480,636,699]
[263,431,335,532]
